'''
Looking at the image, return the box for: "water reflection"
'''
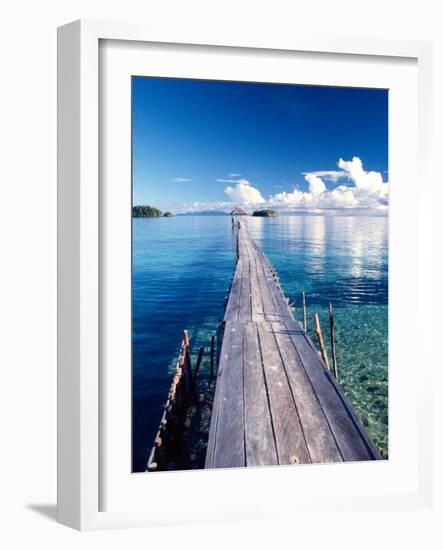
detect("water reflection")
[248,214,388,306]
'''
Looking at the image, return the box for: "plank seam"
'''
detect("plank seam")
[241,324,247,466]
[256,323,280,465]
[282,323,352,461]
[269,324,313,463]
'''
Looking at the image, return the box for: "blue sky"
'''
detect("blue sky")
[132,77,388,213]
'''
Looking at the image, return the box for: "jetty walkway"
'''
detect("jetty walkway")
[205,220,381,468]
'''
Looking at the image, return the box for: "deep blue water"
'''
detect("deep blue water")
[132,215,388,471]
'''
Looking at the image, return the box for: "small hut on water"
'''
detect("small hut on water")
[230,206,249,216]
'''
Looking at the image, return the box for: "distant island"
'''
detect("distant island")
[133,205,174,218]
[252,209,278,217]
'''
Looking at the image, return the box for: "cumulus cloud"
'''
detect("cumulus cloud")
[176,158,387,214]
[305,173,326,195]
[224,178,266,204]
[271,157,388,212]
[302,170,346,182]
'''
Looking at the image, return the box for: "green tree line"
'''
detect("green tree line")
[133,205,173,218]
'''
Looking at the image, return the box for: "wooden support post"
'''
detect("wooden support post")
[329,303,339,382]
[185,347,193,380]
[183,330,189,347]
[183,330,193,388]
[210,335,215,377]
[179,352,185,370]
[314,313,330,370]
[193,347,205,388]
[302,291,307,331]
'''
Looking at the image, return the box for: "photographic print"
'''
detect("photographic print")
[132,77,388,472]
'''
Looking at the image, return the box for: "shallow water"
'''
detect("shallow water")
[132,215,388,471]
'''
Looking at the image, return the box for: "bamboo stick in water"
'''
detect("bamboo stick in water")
[329,303,339,382]
[183,330,193,387]
[193,347,205,386]
[314,313,330,370]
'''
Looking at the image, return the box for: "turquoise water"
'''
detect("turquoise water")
[132,215,388,471]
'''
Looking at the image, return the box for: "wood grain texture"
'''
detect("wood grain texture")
[282,319,380,461]
[238,257,252,322]
[243,323,278,466]
[224,259,243,321]
[257,322,311,465]
[212,321,245,468]
[270,320,343,463]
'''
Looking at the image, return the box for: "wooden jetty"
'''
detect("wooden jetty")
[205,220,381,468]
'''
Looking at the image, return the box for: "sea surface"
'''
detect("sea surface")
[132,215,388,472]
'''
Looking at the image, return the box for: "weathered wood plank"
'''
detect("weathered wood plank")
[270,320,343,463]
[205,330,227,468]
[212,321,245,468]
[254,256,280,322]
[249,254,265,322]
[238,258,251,322]
[237,225,250,259]
[257,322,311,465]
[243,323,278,466]
[281,318,380,461]
[224,259,243,321]
[257,252,293,323]
[298,326,381,459]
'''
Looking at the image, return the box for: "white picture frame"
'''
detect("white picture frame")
[57,19,433,531]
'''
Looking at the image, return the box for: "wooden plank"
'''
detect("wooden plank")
[204,341,224,467]
[249,254,265,322]
[237,226,250,259]
[299,326,381,458]
[249,238,291,323]
[258,254,293,323]
[238,258,251,322]
[212,321,245,468]
[270,320,343,463]
[257,322,311,465]
[243,323,278,466]
[254,256,280,322]
[224,259,243,321]
[281,318,380,461]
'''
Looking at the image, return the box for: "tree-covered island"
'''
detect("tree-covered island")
[252,209,278,217]
[132,205,174,218]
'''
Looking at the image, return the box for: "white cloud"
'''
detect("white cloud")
[175,158,387,214]
[338,157,387,195]
[216,172,242,183]
[302,170,346,182]
[171,177,193,183]
[305,173,326,195]
[270,157,388,212]
[224,178,266,204]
